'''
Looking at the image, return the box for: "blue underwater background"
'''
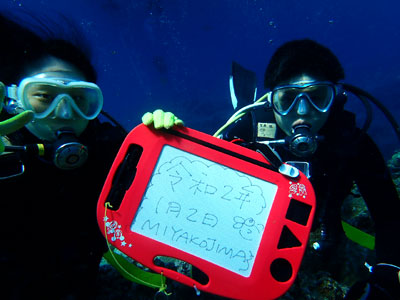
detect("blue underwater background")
[1,0,399,159]
[1,2,399,299]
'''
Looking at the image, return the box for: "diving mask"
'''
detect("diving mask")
[6,74,103,120]
[271,81,336,116]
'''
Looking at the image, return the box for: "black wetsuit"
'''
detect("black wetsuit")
[1,119,125,300]
[223,106,400,271]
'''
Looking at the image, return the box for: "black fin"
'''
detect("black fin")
[231,61,257,110]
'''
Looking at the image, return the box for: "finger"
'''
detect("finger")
[0,82,5,114]
[164,112,175,129]
[153,109,165,129]
[142,112,154,125]
[174,118,184,126]
[0,110,34,135]
[0,82,5,101]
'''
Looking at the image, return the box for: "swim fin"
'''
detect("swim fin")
[230,61,257,110]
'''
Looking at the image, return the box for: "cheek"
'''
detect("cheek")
[274,113,293,135]
[73,119,90,136]
[29,100,49,113]
[307,112,329,133]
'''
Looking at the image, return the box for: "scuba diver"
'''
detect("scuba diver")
[0,13,126,299]
[143,39,400,299]
[217,39,400,299]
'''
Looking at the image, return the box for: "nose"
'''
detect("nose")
[296,96,310,115]
[54,97,74,119]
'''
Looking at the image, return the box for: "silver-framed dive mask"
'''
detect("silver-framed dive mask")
[6,74,103,141]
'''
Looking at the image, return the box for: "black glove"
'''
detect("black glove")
[345,263,400,300]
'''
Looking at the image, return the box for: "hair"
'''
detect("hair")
[0,14,43,85]
[264,39,345,89]
[0,11,96,85]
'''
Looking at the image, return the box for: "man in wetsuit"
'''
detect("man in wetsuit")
[222,39,400,299]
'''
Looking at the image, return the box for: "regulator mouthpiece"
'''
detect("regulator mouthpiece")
[51,130,88,170]
[286,125,319,157]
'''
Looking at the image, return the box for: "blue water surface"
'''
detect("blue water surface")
[1,0,399,158]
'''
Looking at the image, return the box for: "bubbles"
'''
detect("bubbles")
[268,20,277,28]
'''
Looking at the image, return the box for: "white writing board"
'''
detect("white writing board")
[131,145,277,276]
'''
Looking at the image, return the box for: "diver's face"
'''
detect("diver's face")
[272,74,332,136]
[22,56,90,141]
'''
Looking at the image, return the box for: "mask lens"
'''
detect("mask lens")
[305,84,334,110]
[20,79,103,119]
[272,83,335,115]
[272,88,300,113]
[23,83,59,113]
[68,86,102,117]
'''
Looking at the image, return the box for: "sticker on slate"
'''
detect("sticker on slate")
[131,145,277,277]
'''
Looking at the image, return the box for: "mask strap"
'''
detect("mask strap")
[6,85,18,100]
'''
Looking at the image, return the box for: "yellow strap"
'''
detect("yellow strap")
[104,202,171,295]
[37,144,45,156]
[341,220,375,250]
